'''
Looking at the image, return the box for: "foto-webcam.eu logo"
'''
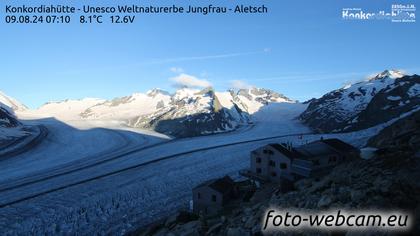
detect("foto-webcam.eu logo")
[342,4,415,23]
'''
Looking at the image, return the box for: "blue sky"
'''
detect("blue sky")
[1,0,419,108]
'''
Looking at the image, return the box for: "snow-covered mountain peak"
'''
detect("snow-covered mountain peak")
[130,86,251,137]
[79,91,171,120]
[37,98,106,120]
[43,97,104,105]
[173,88,201,100]
[146,88,170,97]
[169,87,216,112]
[196,87,217,96]
[340,70,406,91]
[300,70,419,133]
[224,87,293,114]
[237,87,294,103]
[368,69,405,81]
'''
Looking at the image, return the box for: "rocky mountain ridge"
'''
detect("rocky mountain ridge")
[128,87,293,137]
[0,107,20,128]
[0,91,23,128]
[300,70,420,133]
[36,87,294,137]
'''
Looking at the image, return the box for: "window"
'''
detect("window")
[269,160,275,167]
[280,163,287,169]
[263,150,268,154]
[256,157,261,163]
[212,194,217,202]
[256,168,262,174]
[271,172,277,177]
[197,192,201,199]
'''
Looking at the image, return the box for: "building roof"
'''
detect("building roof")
[294,138,358,161]
[253,139,358,163]
[268,143,301,159]
[295,141,335,159]
[321,138,359,153]
[194,176,234,194]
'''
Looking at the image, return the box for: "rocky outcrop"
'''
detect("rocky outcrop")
[367,109,420,151]
[0,91,24,127]
[237,88,293,105]
[0,107,20,128]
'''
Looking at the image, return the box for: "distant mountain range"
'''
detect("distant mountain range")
[80,89,171,120]
[35,87,293,137]
[1,69,419,138]
[128,87,296,137]
[299,70,420,133]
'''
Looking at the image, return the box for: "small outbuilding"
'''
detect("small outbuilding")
[192,176,236,216]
